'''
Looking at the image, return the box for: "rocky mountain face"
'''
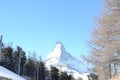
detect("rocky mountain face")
[45,41,89,80]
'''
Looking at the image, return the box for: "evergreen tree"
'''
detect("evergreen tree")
[68,74,74,80]
[25,58,36,79]
[38,61,46,80]
[50,66,59,80]
[20,50,26,75]
[13,46,26,75]
[0,36,75,80]
[59,72,73,80]
[1,46,14,72]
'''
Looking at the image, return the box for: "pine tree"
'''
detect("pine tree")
[13,46,26,75]
[59,72,68,80]
[25,58,36,79]
[1,46,14,71]
[59,72,73,80]
[20,50,26,75]
[38,61,46,80]
[50,66,59,80]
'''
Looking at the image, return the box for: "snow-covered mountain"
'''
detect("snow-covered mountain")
[46,41,89,80]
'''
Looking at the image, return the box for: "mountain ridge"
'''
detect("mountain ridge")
[46,41,89,80]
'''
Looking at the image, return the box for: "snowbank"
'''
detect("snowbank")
[0,66,26,80]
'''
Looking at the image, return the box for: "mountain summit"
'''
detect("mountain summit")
[46,41,89,80]
[46,41,66,60]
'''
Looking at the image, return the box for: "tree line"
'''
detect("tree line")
[0,37,74,80]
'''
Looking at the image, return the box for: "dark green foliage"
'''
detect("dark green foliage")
[0,37,75,80]
[25,58,35,77]
[0,45,27,75]
[51,66,59,80]
[2,46,13,59]
[0,46,14,72]
[38,61,46,80]
[59,72,68,80]
[20,51,26,75]
[68,75,74,80]
[13,46,26,75]
[59,72,73,80]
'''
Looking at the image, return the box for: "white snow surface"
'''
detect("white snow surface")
[0,66,26,80]
[46,41,89,80]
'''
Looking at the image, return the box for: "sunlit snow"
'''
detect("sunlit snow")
[46,41,89,80]
[0,66,26,80]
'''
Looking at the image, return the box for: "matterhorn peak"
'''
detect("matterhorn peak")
[55,41,63,47]
[46,42,89,80]
[54,41,65,52]
[46,41,66,60]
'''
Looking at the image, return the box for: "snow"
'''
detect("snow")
[46,41,89,80]
[0,66,26,80]
[46,41,65,60]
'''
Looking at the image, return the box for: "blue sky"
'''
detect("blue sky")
[0,0,102,59]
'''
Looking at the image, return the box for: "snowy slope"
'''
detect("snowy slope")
[46,41,89,80]
[0,66,26,80]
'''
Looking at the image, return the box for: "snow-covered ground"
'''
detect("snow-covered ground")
[0,66,26,80]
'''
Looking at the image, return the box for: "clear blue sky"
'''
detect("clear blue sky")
[0,0,102,59]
